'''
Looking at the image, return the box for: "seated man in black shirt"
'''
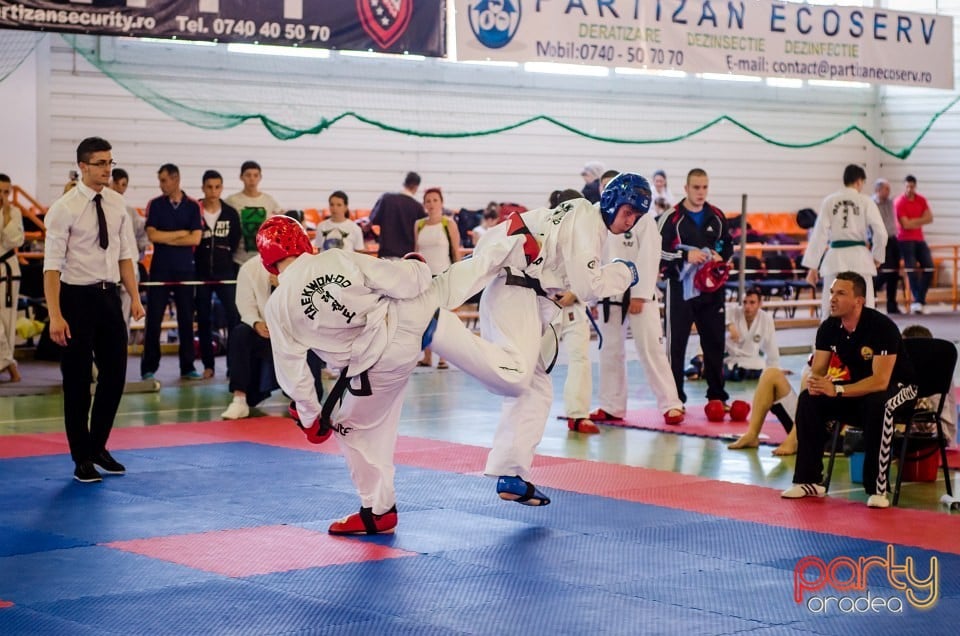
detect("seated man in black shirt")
[782,271,916,509]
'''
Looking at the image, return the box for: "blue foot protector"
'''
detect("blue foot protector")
[496,475,551,506]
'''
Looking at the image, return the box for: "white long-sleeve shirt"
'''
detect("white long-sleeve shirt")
[802,186,887,277]
[43,182,138,284]
[265,250,432,425]
[725,305,780,371]
[235,257,273,329]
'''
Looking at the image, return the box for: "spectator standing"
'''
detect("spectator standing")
[42,137,144,482]
[470,207,501,245]
[369,171,426,259]
[415,187,461,369]
[651,169,675,216]
[894,175,935,314]
[580,161,604,204]
[225,160,283,265]
[195,169,242,378]
[657,168,733,406]
[315,191,364,253]
[110,168,150,333]
[0,173,24,382]
[872,178,901,314]
[141,163,202,380]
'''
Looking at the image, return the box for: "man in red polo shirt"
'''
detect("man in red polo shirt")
[894,175,934,314]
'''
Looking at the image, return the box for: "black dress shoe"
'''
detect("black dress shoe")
[74,461,103,483]
[92,450,126,475]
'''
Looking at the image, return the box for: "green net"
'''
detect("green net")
[30,34,956,159]
[0,30,45,82]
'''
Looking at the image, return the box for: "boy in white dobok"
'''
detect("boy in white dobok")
[472,173,649,506]
[591,193,685,427]
[723,286,780,381]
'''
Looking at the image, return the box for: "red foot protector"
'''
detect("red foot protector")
[289,402,332,444]
[329,506,398,535]
[729,400,751,422]
[704,400,727,422]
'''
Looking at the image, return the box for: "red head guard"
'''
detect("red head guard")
[693,260,731,293]
[256,216,314,275]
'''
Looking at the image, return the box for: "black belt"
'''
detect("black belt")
[600,288,632,324]
[318,366,373,437]
[503,267,548,298]
[64,281,118,291]
[0,249,16,308]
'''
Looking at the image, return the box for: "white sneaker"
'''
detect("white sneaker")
[867,494,890,509]
[781,483,826,499]
[920,304,932,315]
[910,302,923,314]
[221,399,249,420]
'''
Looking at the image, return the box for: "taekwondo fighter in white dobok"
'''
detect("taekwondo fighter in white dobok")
[802,164,887,318]
[256,216,531,535]
[591,210,686,427]
[472,172,650,507]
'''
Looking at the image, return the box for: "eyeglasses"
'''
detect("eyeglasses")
[86,160,117,169]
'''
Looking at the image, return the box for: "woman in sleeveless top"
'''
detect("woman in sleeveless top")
[414,187,461,369]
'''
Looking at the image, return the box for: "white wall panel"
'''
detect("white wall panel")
[878,4,960,244]
[2,33,886,221]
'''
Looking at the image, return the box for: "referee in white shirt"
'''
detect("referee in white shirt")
[43,137,144,483]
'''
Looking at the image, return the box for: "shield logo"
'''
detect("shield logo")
[357,0,412,50]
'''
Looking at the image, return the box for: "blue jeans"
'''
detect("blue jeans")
[900,240,933,305]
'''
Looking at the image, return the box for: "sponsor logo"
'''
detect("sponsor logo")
[794,545,939,613]
[467,0,521,49]
[357,0,412,50]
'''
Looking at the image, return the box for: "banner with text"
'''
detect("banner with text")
[0,0,445,56]
[455,0,953,89]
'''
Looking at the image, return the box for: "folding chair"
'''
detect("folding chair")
[757,253,794,313]
[892,338,957,506]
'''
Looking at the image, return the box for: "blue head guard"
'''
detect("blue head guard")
[599,173,652,229]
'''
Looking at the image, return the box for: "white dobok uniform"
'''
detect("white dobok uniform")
[474,199,634,480]
[802,186,887,316]
[265,240,526,514]
[551,301,592,419]
[596,213,682,417]
[724,305,780,372]
[0,204,24,373]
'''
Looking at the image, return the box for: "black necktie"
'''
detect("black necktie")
[93,193,108,250]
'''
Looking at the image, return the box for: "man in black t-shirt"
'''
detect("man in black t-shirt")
[369,171,427,259]
[782,271,916,509]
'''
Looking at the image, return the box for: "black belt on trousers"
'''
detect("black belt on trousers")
[63,281,118,292]
[600,288,632,324]
[503,267,548,298]
[319,366,373,436]
[1,249,17,308]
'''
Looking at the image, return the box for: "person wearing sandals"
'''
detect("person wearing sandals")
[414,186,461,370]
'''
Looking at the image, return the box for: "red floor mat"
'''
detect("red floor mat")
[595,408,789,446]
[106,525,415,577]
